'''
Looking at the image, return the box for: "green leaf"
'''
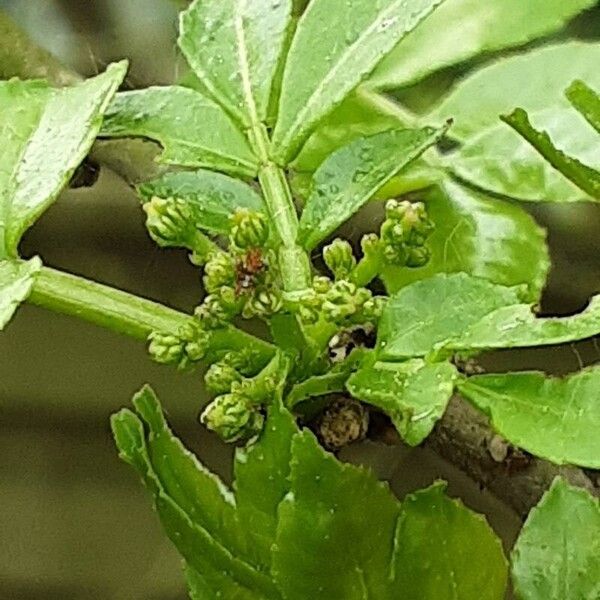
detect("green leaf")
[567,80,600,134]
[378,272,524,361]
[272,430,401,599]
[500,108,600,200]
[271,0,445,163]
[380,178,550,301]
[447,295,600,353]
[100,86,258,177]
[459,368,600,468]
[451,107,600,203]
[0,257,41,330]
[137,170,265,235]
[0,62,126,257]
[298,126,447,250]
[369,0,596,90]
[347,359,458,446]
[511,478,600,600]
[393,482,508,599]
[178,0,292,128]
[431,42,600,140]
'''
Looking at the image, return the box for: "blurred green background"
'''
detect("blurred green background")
[0,1,599,598]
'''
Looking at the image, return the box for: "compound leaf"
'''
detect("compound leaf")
[393,482,508,600]
[0,256,41,330]
[380,178,550,302]
[298,126,447,250]
[511,478,600,600]
[459,368,600,468]
[137,169,265,234]
[271,0,445,163]
[178,0,292,128]
[101,86,258,177]
[347,359,458,446]
[0,61,126,257]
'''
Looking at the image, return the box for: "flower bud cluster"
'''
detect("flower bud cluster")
[323,239,356,280]
[147,323,209,369]
[143,197,194,247]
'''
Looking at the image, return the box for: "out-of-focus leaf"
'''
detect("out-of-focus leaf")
[178,0,292,128]
[271,0,445,163]
[380,178,550,301]
[272,430,401,599]
[501,108,600,200]
[0,257,41,330]
[431,42,600,140]
[459,368,600,468]
[378,272,524,360]
[298,126,447,249]
[393,482,508,599]
[369,0,596,90]
[137,170,264,234]
[511,478,600,600]
[101,86,258,177]
[347,359,457,445]
[451,108,599,203]
[567,79,600,134]
[0,62,126,257]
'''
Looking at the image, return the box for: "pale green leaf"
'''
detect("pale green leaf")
[378,273,524,360]
[101,86,258,177]
[511,478,600,600]
[459,368,600,468]
[298,126,447,249]
[137,170,265,234]
[567,80,600,134]
[178,0,292,128]
[501,108,600,200]
[380,178,550,302]
[347,359,458,446]
[0,62,126,257]
[0,256,41,330]
[369,0,596,90]
[448,295,600,353]
[451,107,600,203]
[272,430,401,600]
[431,42,600,140]
[271,0,445,163]
[393,482,507,599]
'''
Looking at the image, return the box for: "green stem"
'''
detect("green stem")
[350,251,382,288]
[28,266,275,362]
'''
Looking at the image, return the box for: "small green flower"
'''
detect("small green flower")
[323,239,356,280]
[230,209,269,249]
[242,289,283,319]
[203,251,235,293]
[195,293,236,328]
[200,393,264,443]
[143,197,194,247]
[147,331,184,365]
[204,362,243,395]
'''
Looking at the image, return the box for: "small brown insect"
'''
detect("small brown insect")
[235,248,265,296]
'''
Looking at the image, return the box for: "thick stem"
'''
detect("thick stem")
[350,252,382,288]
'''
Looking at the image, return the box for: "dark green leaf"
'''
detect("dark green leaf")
[380,178,550,301]
[511,478,600,600]
[298,126,447,250]
[138,170,265,234]
[501,108,600,200]
[369,0,596,90]
[347,360,457,446]
[0,257,41,330]
[101,86,258,177]
[378,273,524,360]
[393,482,507,599]
[0,62,126,257]
[459,368,600,468]
[178,0,292,128]
[271,0,445,163]
[272,430,401,599]
[567,80,600,134]
[451,107,599,203]
[432,42,600,140]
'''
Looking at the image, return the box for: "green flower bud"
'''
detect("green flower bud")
[312,276,333,295]
[143,197,193,247]
[361,233,380,257]
[361,296,387,322]
[203,252,235,293]
[405,246,431,268]
[230,209,269,249]
[200,394,264,443]
[322,280,359,322]
[323,239,356,280]
[178,323,210,363]
[195,294,234,328]
[220,350,260,377]
[242,289,283,319]
[204,362,242,395]
[147,331,184,365]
